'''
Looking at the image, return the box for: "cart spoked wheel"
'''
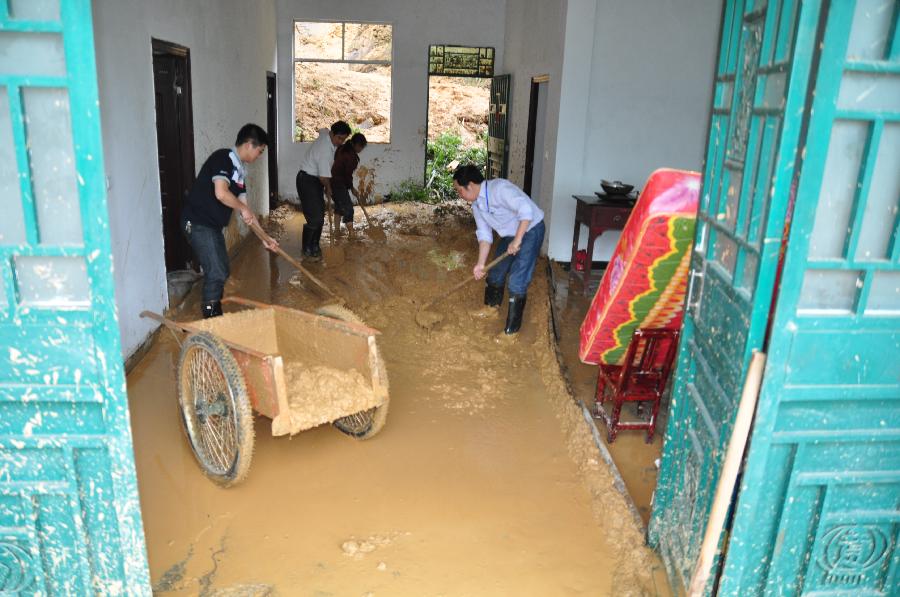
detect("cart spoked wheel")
[316,305,389,440]
[177,332,255,487]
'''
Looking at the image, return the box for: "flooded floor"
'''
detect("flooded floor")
[127,203,670,596]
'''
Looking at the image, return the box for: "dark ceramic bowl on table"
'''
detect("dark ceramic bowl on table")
[600,180,634,196]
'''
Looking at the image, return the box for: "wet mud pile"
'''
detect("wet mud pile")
[128,202,669,596]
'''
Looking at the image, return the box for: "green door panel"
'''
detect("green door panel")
[0,0,151,594]
[721,0,900,593]
[649,0,822,593]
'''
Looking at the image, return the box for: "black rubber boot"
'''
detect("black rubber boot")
[311,226,325,259]
[202,300,223,319]
[504,294,527,334]
[309,226,323,260]
[301,225,314,257]
[484,283,504,307]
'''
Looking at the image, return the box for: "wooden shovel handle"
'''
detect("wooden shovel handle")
[247,219,339,299]
[422,252,510,310]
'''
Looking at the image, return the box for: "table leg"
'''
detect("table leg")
[584,228,599,295]
[571,219,581,266]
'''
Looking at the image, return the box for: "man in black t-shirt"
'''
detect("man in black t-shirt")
[182,123,278,318]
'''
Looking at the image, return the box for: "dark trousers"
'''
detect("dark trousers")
[332,183,355,223]
[184,220,229,303]
[296,170,325,228]
[487,220,546,296]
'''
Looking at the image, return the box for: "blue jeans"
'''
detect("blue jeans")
[487,220,545,296]
[184,220,229,303]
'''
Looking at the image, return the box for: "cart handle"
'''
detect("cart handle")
[139,310,272,359]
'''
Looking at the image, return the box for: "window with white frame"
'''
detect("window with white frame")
[293,21,392,143]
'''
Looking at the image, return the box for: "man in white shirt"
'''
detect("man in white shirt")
[295,121,351,259]
[453,164,546,334]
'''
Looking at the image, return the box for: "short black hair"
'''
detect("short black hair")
[453,164,484,186]
[349,132,368,148]
[235,123,268,147]
[331,121,352,136]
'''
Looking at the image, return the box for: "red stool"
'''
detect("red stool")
[594,328,679,443]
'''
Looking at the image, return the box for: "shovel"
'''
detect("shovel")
[355,192,386,242]
[415,252,510,328]
[247,220,341,301]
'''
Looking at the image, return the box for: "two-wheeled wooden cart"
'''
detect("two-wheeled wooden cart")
[141,297,389,487]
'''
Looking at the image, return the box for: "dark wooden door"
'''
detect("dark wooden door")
[152,39,195,271]
[266,71,278,209]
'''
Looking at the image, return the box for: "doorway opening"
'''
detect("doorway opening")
[423,45,495,202]
[266,71,279,209]
[425,76,489,200]
[151,39,195,273]
[524,75,549,203]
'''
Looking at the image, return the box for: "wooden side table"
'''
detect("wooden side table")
[571,194,636,294]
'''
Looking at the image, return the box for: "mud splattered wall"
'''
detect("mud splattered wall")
[91,0,277,358]
[274,0,506,200]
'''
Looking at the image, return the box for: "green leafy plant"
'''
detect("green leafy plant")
[425,131,487,202]
[388,178,429,203]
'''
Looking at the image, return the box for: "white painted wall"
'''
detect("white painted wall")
[92,0,277,358]
[502,0,567,256]
[275,0,507,199]
[503,0,721,261]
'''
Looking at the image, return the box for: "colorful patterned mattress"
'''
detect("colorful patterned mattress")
[579,168,701,365]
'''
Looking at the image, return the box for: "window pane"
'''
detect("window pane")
[294,22,342,60]
[866,271,900,313]
[294,62,391,143]
[810,121,867,259]
[14,256,90,308]
[0,32,66,78]
[0,88,26,245]
[713,233,737,276]
[344,24,392,61]
[9,0,60,20]
[798,270,861,313]
[846,0,895,61]
[23,87,83,245]
[838,73,900,113]
[855,123,900,261]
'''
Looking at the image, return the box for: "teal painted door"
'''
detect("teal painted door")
[648,0,822,592]
[0,0,151,594]
[720,1,900,594]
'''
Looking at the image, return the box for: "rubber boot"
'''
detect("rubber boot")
[309,226,323,260]
[484,283,504,307]
[301,225,314,258]
[202,300,223,319]
[504,294,527,334]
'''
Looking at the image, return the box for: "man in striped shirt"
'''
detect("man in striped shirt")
[453,165,546,334]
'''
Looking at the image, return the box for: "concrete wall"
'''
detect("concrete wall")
[503,0,721,261]
[275,0,507,199]
[502,0,567,253]
[92,0,277,358]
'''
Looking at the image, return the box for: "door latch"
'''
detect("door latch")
[686,269,705,312]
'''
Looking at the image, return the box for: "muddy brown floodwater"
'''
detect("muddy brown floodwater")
[127,203,671,596]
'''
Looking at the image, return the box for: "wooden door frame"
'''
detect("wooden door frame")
[523,74,549,196]
[151,38,196,270]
